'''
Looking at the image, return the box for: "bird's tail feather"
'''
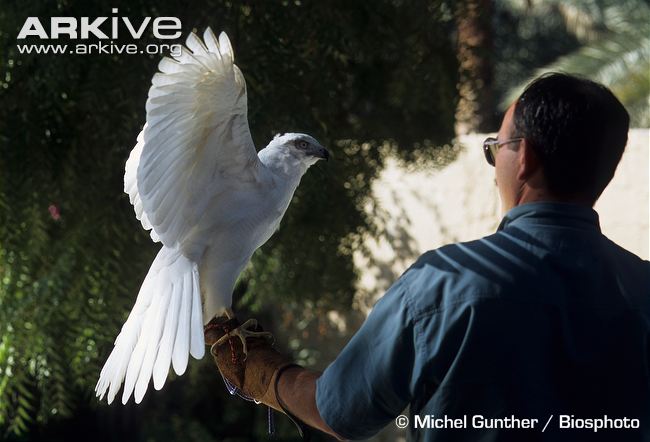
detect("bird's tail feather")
[95,246,204,404]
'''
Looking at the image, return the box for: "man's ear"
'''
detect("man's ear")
[516,139,541,181]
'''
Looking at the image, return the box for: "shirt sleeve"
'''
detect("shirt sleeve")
[316,275,416,440]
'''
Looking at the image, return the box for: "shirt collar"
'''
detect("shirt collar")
[497,201,601,232]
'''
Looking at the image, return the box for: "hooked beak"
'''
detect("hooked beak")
[310,145,330,161]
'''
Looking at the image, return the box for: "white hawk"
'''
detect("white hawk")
[95,28,329,405]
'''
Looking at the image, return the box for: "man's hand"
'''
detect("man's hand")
[204,315,299,413]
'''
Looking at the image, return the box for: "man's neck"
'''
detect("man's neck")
[515,185,593,208]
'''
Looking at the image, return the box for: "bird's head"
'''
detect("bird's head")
[269,133,329,167]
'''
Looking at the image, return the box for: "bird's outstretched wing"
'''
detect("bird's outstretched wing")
[124,28,263,250]
[98,29,265,405]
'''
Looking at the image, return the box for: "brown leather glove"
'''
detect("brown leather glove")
[204,315,300,413]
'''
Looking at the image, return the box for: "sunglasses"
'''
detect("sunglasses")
[482,137,524,166]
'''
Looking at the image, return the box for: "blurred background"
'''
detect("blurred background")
[0,0,648,441]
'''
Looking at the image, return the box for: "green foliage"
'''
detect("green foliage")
[492,0,582,108]
[0,0,457,438]
[499,0,650,126]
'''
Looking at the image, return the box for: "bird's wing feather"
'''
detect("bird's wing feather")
[124,127,160,242]
[125,28,265,249]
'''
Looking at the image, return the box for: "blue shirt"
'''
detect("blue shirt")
[316,202,650,441]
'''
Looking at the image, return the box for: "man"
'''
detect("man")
[206,73,650,441]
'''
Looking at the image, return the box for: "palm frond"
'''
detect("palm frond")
[501,1,650,126]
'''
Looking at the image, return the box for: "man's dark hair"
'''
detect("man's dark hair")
[513,72,630,203]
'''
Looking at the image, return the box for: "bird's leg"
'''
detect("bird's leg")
[213,318,274,359]
[224,307,236,319]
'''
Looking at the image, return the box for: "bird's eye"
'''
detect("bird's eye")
[297,140,309,149]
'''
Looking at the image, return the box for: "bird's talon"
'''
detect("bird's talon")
[213,317,276,358]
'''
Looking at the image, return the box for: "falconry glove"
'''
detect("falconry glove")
[204,315,302,416]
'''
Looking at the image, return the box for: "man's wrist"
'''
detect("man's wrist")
[276,367,346,440]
